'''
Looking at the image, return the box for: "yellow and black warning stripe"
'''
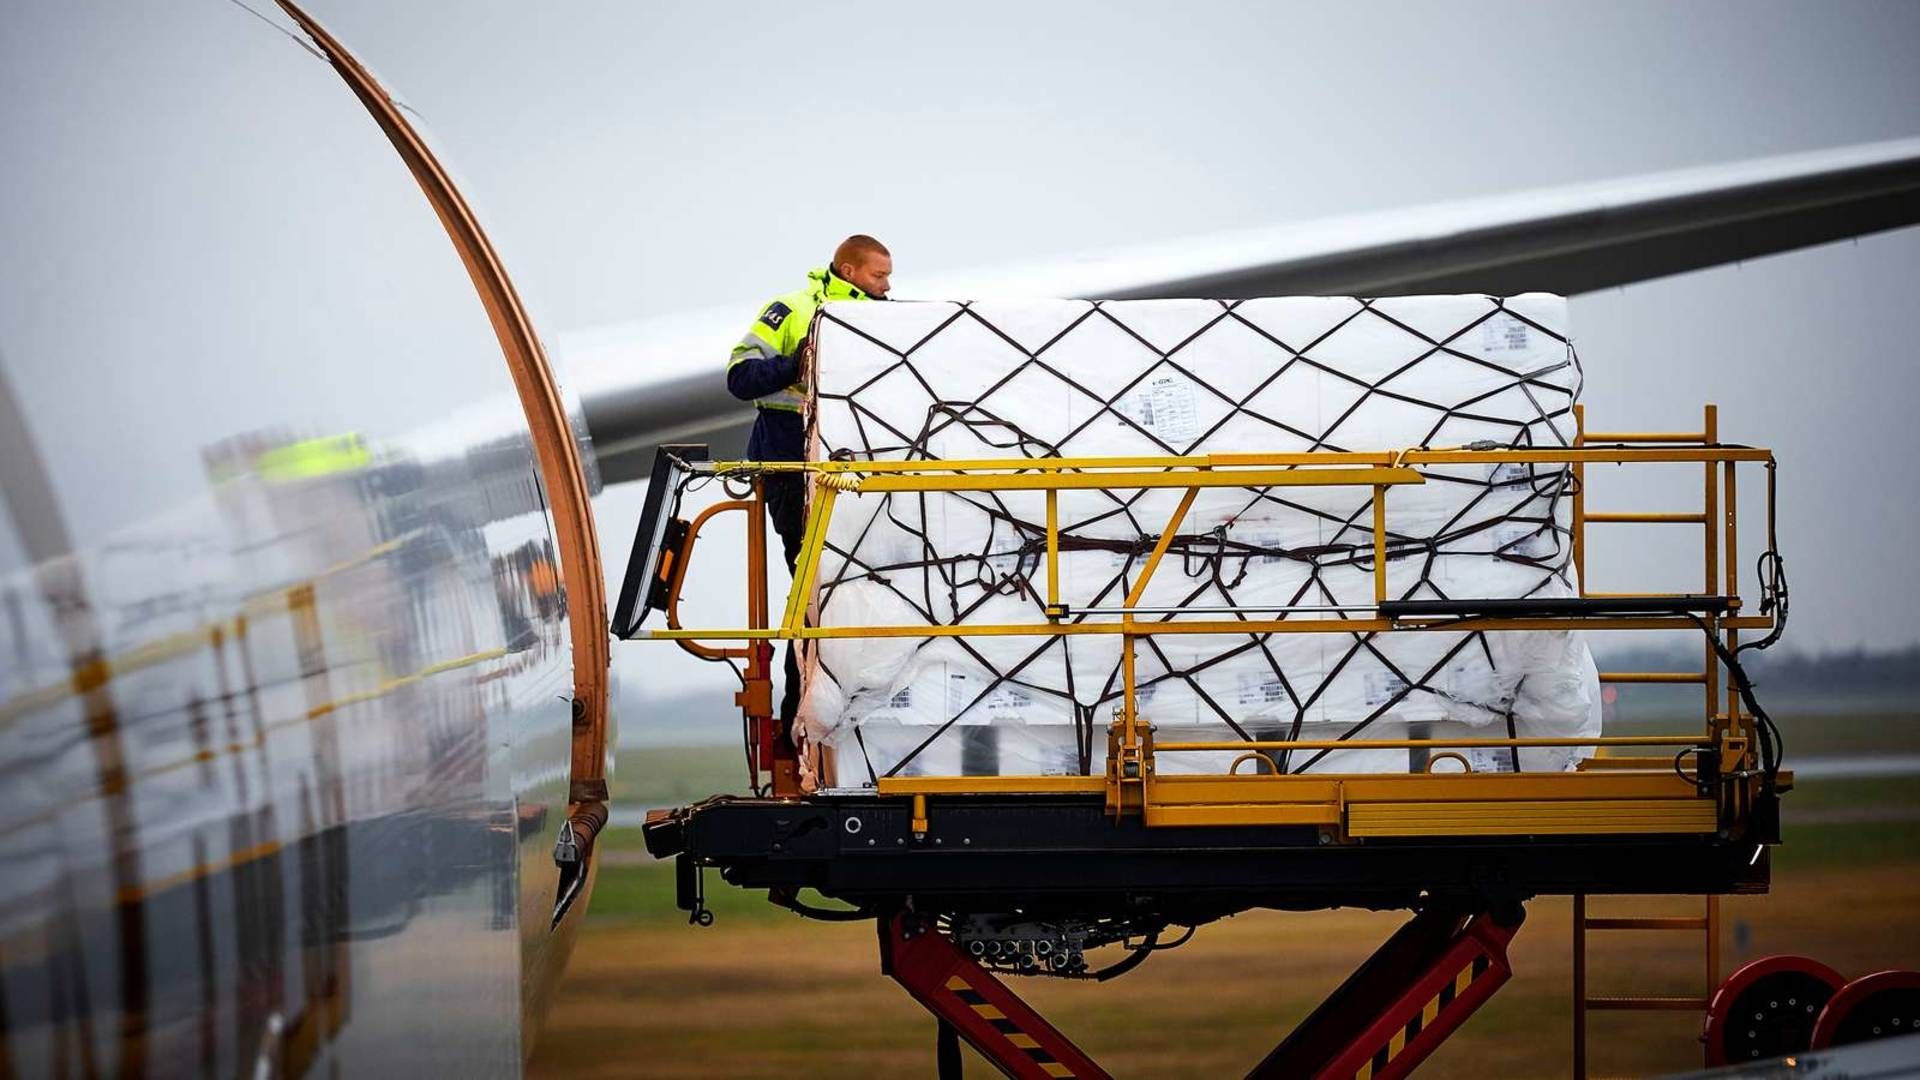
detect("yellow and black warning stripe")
[1354,954,1493,1080]
[945,976,1078,1078]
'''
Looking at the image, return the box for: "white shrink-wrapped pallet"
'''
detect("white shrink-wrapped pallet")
[799,295,1600,785]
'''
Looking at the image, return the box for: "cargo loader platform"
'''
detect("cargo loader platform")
[644,784,1773,917]
[613,404,1791,1078]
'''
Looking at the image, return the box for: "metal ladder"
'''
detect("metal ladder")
[1572,894,1721,1079]
[1571,403,1732,1078]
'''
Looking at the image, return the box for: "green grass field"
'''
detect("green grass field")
[536,710,1920,1077]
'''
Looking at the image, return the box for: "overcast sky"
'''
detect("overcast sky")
[5,2,1918,730]
[300,1,1920,661]
[318,1,1920,330]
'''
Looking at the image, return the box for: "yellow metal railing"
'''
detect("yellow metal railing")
[641,414,1779,833]
[637,411,1780,1075]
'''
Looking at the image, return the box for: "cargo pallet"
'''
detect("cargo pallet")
[619,406,1797,1078]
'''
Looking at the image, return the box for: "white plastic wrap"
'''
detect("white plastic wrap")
[800,295,1600,783]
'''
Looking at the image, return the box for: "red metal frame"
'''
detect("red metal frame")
[1320,920,1516,1080]
[1252,904,1522,1080]
[878,904,1520,1080]
[879,912,1108,1080]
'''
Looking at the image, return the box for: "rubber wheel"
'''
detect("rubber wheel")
[1810,970,1920,1049]
[1703,955,1846,1065]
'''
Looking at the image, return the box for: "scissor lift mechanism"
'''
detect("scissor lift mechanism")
[622,405,1789,1078]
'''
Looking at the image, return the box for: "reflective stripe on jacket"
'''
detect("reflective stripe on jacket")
[726,267,871,416]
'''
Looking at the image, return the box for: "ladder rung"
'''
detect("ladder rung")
[1578,756,1677,770]
[1585,996,1710,1011]
[1583,916,1710,931]
[1585,512,1708,524]
[1597,671,1707,684]
[1582,431,1708,444]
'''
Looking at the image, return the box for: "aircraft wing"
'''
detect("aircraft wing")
[575,137,1920,483]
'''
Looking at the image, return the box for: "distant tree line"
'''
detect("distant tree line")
[1745,644,1920,693]
[1594,642,1920,694]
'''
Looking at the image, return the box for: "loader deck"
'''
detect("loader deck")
[614,405,1793,1078]
[646,783,1773,917]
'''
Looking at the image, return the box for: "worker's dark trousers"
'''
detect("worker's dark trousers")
[764,474,806,725]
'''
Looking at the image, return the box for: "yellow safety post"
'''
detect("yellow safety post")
[1045,489,1062,620]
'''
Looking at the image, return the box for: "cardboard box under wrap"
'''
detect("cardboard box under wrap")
[799,295,1600,784]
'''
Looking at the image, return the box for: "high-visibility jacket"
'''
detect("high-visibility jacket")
[255,432,371,482]
[726,267,875,461]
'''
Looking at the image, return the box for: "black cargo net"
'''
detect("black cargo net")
[803,297,1582,781]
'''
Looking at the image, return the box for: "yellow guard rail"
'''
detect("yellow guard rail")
[637,406,1782,840]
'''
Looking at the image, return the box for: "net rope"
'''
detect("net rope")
[803,297,1583,779]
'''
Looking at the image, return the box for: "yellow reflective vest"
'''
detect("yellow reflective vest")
[726,267,873,415]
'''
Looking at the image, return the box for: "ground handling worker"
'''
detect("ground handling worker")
[726,234,893,728]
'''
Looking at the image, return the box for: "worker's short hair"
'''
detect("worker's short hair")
[833,234,890,272]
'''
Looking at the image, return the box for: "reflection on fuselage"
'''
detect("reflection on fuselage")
[0,3,601,1075]
[0,417,587,1076]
